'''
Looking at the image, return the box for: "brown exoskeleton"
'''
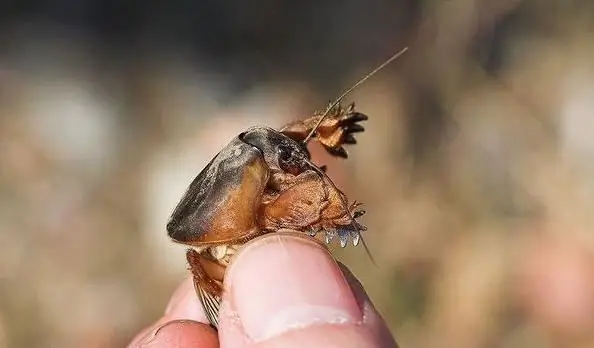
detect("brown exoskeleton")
[166,47,408,329]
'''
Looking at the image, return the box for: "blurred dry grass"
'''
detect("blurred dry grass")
[2,1,594,347]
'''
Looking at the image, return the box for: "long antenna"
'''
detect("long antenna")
[303,46,409,144]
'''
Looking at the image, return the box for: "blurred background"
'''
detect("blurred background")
[2,0,594,347]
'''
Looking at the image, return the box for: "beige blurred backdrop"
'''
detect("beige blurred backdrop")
[2,0,594,347]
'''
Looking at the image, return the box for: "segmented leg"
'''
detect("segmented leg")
[280,102,368,158]
[259,170,363,237]
[259,171,328,231]
[186,249,223,329]
[187,249,223,295]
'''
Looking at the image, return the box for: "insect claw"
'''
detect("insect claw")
[348,124,365,133]
[344,134,357,144]
[347,102,355,113]
[337,229,350,248]
[353,210,365,218]
[339,112,368,126]
[325,232,335,244]
[339,234,348,248]
[349,112,369,123]
[328,146,348,158]
[351,232,361,246]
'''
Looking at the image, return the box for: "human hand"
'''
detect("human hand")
[127,233,398,347]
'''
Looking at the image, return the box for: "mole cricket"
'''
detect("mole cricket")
[166,47,408,329]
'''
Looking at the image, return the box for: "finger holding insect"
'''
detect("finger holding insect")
[164,47,408,333]
[217,233,398,348]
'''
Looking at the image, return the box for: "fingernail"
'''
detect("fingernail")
[226,234,362,341]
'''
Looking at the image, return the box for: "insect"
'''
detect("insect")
[166,47,408,329]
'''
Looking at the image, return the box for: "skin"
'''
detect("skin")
[127,233,398,348]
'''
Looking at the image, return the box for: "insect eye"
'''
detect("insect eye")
[277,146,292,162]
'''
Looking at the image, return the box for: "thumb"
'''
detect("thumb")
[217,233,398,348]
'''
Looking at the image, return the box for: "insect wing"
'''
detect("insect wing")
[197,284,222,329]
[167,136,269,244]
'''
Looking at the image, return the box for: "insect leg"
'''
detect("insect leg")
[260,171,328,231]
[186,249,223,329]
[279,104,368,159]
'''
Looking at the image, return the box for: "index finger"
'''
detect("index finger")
[127,277,217,348]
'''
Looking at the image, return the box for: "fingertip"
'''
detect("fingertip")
[221,233,362,342]
[129,320,218,348]
[218,234,399,347]
[252,323,392,348]
[337,262,400,347]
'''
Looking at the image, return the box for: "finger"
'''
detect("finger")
[218,233,397,348]
[337,263,399,347]
[128,320,218,348]
[127,277,217,348]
